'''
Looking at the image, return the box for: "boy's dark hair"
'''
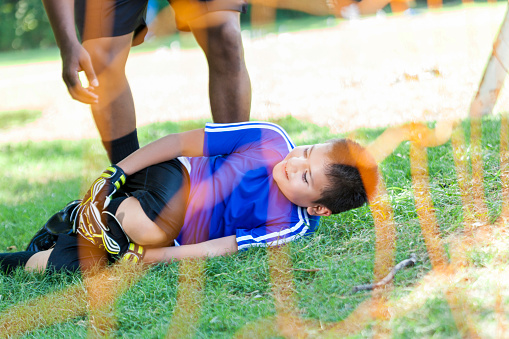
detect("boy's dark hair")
[313,139,379,214]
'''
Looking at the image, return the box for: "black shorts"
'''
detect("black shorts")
[116,159,190,241]
[47,159,190,272]
[47,234,111,272]
[75,0,248,45]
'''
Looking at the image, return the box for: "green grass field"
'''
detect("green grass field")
[0,114,508,338]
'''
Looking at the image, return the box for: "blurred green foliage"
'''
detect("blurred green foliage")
[0,0,501,52]
[0,0,55,51]
[0,0,322,52]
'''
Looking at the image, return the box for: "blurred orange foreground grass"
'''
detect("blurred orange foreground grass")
[1,2,509,338]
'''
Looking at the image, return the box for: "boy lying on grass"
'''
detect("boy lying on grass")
[0,121,378,273]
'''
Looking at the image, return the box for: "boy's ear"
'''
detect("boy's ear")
[307,205,332,217]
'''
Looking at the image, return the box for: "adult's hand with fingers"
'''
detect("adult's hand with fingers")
[61,42,99,104]
[42,0,100,104]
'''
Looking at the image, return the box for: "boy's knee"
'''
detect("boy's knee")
[133,228,169,247]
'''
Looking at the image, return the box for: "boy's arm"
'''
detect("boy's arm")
[118,128,205,175]
[143,235,238,264]
[78,128,204,211]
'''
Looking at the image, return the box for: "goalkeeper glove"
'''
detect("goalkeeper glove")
[77,204,130,255]
[121,243,145,264]
[82,165,126,210]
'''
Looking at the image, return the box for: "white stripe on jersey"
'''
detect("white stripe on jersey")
[237,222,309,250]
[237,227,309,250]
[177,156,192,175]
[236,207,310,250]
[205,121,295,152]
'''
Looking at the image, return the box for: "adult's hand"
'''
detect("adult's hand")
[61,42,99,104]
[41,0,99,104]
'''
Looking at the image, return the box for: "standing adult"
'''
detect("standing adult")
[43,0,252,163]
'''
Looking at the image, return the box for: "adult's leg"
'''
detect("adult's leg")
[189,11,251,123]
[83,34,140,163]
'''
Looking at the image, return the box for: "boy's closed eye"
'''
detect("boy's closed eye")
[302,172,308,184]
[303,146,313,184]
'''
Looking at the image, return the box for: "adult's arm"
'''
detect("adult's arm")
[143,235,238,264]
[117,128,205,175]
[42,0,99,103]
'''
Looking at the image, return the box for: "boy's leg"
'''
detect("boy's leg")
[114,197,171,246]
[46,234,110,273]
[25,160,188,264]
[189,11,251,123]
[0,251,39,274]
[23,235,109,274]
[26,200,81,253]
[82,34,139,164]
[114,160,190,247]
[25,250,53,272]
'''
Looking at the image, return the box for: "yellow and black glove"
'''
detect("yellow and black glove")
[82,165,127,210]
[121,243,145,264]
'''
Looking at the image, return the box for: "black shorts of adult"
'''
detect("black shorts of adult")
[75,0,248,46]
[47,159,190,272]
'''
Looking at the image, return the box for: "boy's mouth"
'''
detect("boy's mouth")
[284,162,289,180]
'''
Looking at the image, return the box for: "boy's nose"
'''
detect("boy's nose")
[288,157,304,172]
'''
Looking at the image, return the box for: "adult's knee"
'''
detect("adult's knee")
[202,18,245,72]
[85,45,116,76]
[83,36,131,78]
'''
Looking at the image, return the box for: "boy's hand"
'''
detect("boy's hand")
[82,165,127,210]
[77,203,123,254]
[121,243,145,263]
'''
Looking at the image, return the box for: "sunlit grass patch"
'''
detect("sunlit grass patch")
[0,110,41,130]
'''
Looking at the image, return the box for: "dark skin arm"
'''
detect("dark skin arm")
[42,0,99,104]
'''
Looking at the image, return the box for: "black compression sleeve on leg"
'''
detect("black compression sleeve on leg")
[0,251,37,274]
[103,129,140,164]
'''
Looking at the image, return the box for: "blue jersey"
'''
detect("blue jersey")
[176,121,320,250]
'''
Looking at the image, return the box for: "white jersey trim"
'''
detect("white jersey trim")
[236,207,310,251]
[204,121,295,152]
[177,156,192,175]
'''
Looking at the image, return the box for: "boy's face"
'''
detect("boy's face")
[273,143,332,216]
